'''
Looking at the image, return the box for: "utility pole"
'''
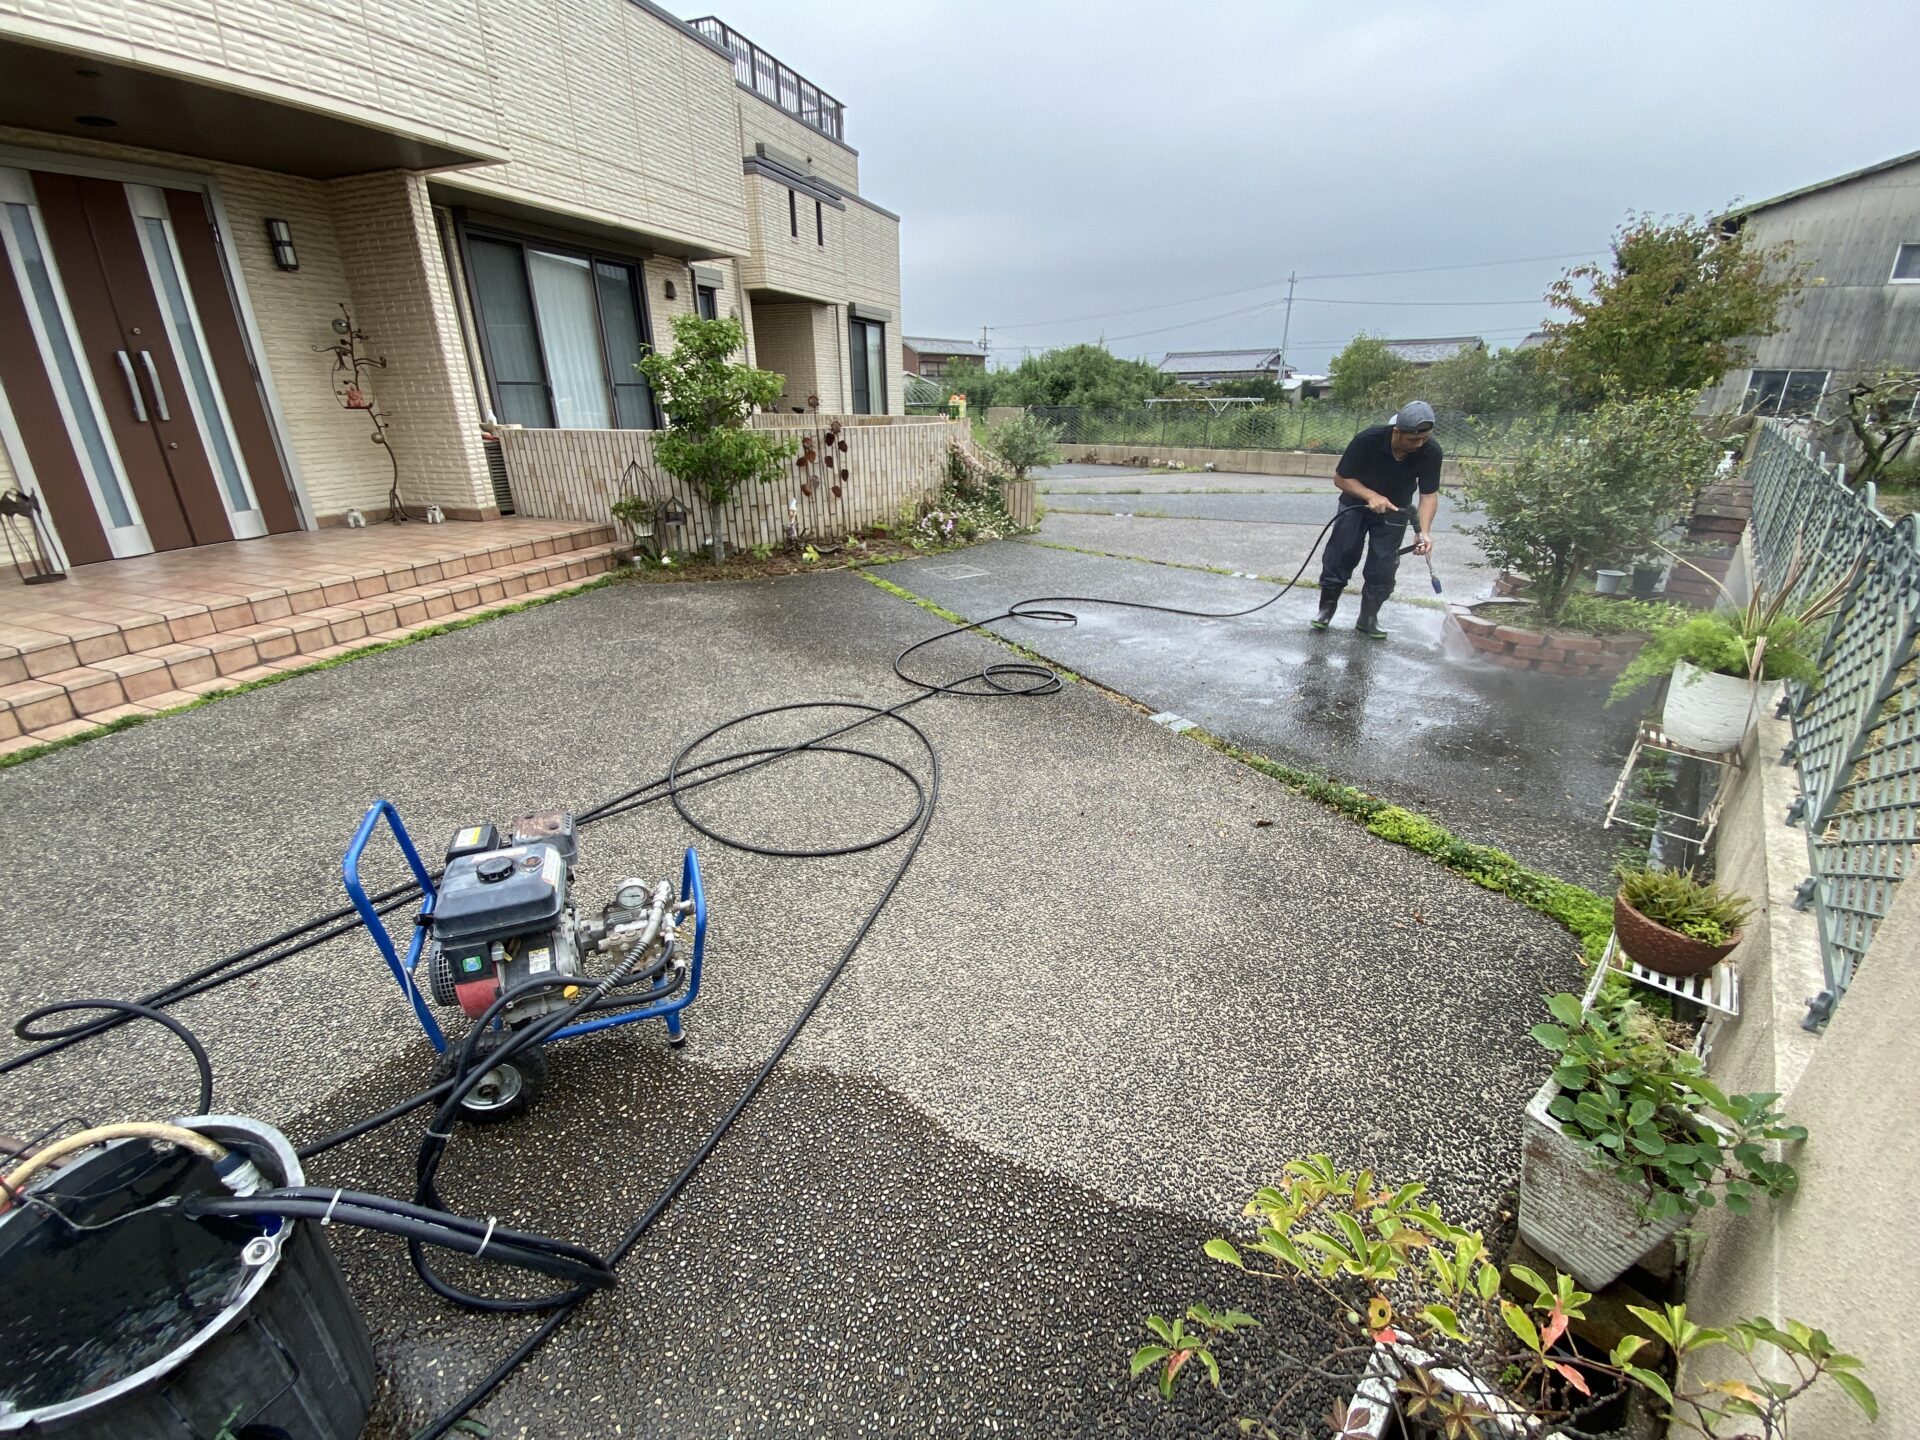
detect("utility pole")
[1277,270,1297,381]
[979,324,990,371]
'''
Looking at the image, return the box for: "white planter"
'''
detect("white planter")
[1518,1078,1686,1292]
[1660,660,1762,753]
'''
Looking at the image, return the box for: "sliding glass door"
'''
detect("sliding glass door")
[465,230,657,430]
[849,314,886,415]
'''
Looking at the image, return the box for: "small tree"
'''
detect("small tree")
[1541,212,1806,404]
[638,315,797,562]
[1838,366,1920,482]
[981,412,1061,480]
[1327,334,1413,412]
[1460,391,1719,620]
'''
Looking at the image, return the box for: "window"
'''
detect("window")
[789,188,798,238]
[1893,244,1920,282]
[849,315,886,415]
[465,231,657,430]
[815,199,824,247]
[696,284,718,320]
[1743,368,1830,417]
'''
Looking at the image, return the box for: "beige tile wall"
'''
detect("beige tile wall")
[735,95,860,192]
[0,0,755,257]
[327,170,491,517]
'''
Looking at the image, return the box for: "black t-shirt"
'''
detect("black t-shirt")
[1335,424,1443,511]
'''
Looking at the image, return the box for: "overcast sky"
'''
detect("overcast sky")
[691,1,1918,372]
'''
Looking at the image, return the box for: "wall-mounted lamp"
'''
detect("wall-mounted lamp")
[265,218,299,272]
[663,279,677,300]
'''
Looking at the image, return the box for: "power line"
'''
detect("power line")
[985,249,1595,331]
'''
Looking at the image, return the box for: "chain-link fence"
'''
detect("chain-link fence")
[1749,421,1920,1027]
[1020,404,1567,460]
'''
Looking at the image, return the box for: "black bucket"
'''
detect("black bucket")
[0,1115,374,1439]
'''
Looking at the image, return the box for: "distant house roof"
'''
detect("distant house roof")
[1157,348,1287,377]
[902,336,987,358]
[1382,337,1485,365]
[1516,331,1551,351]
[1720,148,1920,223]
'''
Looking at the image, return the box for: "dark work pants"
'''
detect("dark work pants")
[1318,506,1409,606]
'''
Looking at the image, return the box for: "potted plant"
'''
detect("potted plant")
[1613,865,1751,977]
[1522,993,1801,1291]
[1608,546,1855,752]
[1134,1156,1871,1439]
[609,493,658,559]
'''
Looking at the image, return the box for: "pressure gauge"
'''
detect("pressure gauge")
[614,879,652,911]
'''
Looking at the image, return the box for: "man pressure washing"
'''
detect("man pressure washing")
[1311,400,1440,640]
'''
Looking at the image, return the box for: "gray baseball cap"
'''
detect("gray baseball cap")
[1393,400,1436,431]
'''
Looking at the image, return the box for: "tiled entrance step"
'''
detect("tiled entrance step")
[0,524,619,753]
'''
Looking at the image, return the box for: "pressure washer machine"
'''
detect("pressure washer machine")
[345,800,707,1122]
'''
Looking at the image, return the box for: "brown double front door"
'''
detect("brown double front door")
[0,166,300,565]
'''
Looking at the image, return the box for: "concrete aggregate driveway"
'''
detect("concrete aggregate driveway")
[0,573,1580,1437]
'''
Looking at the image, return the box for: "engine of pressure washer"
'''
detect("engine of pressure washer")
[425,810,657,1026]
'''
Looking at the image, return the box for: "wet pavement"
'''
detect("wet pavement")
[883,544,1635,889]
[1032,511,1490,599]
[0,571,1580,1438]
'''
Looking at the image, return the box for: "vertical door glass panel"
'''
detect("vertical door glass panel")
[849,317,884,414]
[139,214,251,513]
[527,250,611,429]
[468,237,554,427]
[849,317,870,414]
[865,320,886,414]
[696,285,717,320]
[4,201,135,528]
[592,260,656,429]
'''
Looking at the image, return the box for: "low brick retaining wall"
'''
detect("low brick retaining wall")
[1450,604,1645,678]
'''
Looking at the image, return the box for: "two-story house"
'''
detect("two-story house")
[0,2,903,568]
[1703,148,1920,417]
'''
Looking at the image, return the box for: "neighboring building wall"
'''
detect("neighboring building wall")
[327,171,491,519]
[0,126,392,521]
[1703,156,1920,412]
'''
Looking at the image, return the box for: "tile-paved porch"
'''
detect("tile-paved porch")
[0,517,620,755]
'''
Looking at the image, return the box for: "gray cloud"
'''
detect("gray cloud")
[695,0,1919,367]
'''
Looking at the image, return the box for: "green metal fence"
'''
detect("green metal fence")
[1750,421,1920,1027]
[1022,404,1565,460]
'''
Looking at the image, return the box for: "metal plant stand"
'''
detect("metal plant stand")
[1604,722,1743,858]
[1583,930,1741,1065]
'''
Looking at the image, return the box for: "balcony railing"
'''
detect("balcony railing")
[689,16,845,142]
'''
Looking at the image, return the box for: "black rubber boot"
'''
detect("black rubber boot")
[1355,601,1389,640]
[1309,587,1341,631]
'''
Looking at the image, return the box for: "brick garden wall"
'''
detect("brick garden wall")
[1450,605,1644,678]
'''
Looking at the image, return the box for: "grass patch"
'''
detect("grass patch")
[0,574,625,772]
[1186,729,1611,961]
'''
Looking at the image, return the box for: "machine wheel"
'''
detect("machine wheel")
[434,1032,546,1123]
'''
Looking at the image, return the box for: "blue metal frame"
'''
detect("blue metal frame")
[342,800,706,1055]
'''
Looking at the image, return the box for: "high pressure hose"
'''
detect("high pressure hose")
[2,503,1419,1439]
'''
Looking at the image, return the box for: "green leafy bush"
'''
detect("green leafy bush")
[1617,864,1752,944]
[1460,393,1719,620]
[980,412,1062,479]
[1533,992,1799,1220]
[1500,592,1685,636]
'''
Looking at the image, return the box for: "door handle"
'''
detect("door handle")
[115,350,149,422]
[138,351,171,421]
